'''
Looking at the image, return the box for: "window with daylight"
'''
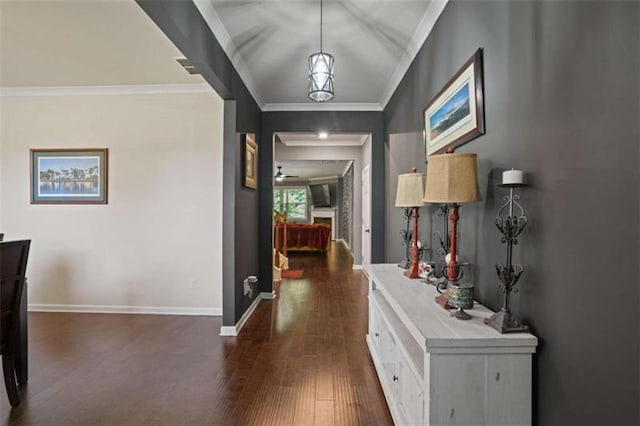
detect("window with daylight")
[274,187,308,221]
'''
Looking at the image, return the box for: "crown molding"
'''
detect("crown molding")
[279,138,367,147]
[262,102,383,112]
[193,0,265,108]
[308,175,340,182]
[0,84,213,98]
[380,0,449,109]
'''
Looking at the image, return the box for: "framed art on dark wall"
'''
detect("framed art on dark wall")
[30,148,108,204]
[243,133,258,189]
[424,48,485,156]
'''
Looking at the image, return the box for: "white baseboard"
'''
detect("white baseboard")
[219,326,238,337]
[28,304,221,316]
[360,267,370,278]
[353,264,364,270]
[260,291,276,300]
[336,238,351,250]
[219,292,264,337]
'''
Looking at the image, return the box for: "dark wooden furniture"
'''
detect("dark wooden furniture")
[1,240,30,407]
[274,223,331,252]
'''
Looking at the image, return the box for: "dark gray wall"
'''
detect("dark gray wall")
[384,1,640,425]
[386,132,431,264]
[260,111,385,292]
[137,0,261,326]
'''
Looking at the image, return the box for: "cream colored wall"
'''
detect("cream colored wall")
[0,92,224,313]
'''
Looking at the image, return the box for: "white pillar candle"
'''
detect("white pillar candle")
[503,169,524,185]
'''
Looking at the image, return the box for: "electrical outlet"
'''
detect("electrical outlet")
[190,280,198,290]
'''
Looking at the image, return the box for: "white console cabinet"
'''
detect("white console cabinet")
[366,264,537,426]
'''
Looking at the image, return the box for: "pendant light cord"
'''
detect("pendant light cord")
[320,0,323,53]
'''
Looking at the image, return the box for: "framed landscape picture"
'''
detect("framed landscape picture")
[30,148,108,204]
[243,133,257,189]
[424,48,485,156]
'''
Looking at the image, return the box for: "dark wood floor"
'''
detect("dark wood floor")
[1,242,392,425]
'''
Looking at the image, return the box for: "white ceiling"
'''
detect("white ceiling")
[0,0,205,88]
[275,160,352,180]
[197,0,448,109]
[278,132,368,146]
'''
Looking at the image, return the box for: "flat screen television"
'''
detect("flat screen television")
[309,184,331,207]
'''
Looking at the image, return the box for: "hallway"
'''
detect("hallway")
[1,242,392,425]
[243,241,392,425]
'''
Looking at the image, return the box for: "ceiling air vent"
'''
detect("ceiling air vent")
[176,58,199,75]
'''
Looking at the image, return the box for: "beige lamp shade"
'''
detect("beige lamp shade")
[395,171,425,207]
[424,153,478,203]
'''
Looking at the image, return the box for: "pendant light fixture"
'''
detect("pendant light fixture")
[308,0,334,102]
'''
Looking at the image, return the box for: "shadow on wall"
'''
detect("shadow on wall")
[46,255,73,305]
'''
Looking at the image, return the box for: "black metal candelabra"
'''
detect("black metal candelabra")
[432,204,449,281]
[432,204,469,290]
[399,207,426,270]
[398,207,412,269]
[484,183,529,333]
[433,204,449,257]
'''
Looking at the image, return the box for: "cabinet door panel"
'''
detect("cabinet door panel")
[369,301,382,351]
[431,354,486,425]
[379,319,398,390]
[485,355,531,425]
[400,356,424,426]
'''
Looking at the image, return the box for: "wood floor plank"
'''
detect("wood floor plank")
[1,241,392,425]
[314,399,334,426]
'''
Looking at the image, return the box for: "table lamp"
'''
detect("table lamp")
[395,168,425,279]
[424,152,478,319]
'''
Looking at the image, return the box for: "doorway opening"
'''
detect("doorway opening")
[272,132,372,277]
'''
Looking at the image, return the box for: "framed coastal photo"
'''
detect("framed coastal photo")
[243,133,257,189]
[30,148,108,204]
[424,48,485,156]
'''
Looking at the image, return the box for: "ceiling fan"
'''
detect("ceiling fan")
[274,166,299,181]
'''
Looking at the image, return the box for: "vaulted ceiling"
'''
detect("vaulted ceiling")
[196,0,448,109]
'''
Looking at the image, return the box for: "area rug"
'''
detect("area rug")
[281,269,304,279]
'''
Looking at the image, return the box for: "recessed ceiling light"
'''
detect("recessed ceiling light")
[318,132,328,139]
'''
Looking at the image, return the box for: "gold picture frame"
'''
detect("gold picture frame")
[243,133,257,189]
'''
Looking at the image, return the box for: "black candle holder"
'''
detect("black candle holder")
[484,182,529,333]
[398,207,412,269]
[399,207,426,270]
[431,204,450,280]
[433,204,449,256]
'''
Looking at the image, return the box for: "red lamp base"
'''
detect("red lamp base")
[435,293,454,310]
[403,206,421,280]
[404,265,420,279]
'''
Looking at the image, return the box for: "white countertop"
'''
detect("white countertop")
[368,264,538,354]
